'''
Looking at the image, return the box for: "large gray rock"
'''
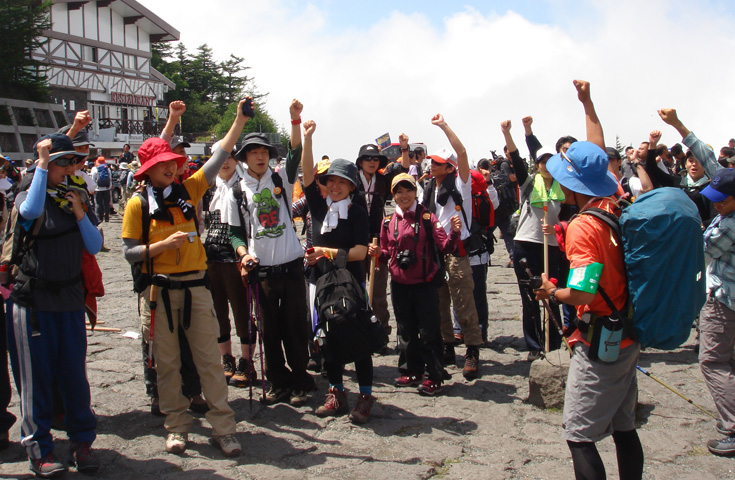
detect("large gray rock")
[527,349,571,409]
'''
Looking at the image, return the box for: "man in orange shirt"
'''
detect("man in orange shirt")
[535,80,644,480]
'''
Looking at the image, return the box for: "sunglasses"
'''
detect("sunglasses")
[362,157,380,162]
[53,155,78,168]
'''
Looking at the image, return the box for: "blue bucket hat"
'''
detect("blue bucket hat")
[546,141,618,197]
[701,168,735,203]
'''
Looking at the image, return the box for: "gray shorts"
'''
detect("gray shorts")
[562,341,640,443]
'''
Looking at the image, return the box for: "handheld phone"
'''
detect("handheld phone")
[241,98,255,118]
[187,231,197,243]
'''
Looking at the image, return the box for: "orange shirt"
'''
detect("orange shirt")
[566,197,627,319]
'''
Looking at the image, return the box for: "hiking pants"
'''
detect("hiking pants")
[0,302,16,434]
[472,263,489,340]
[438,254,482,347]
[393,281,444,382]
[143,272,235,436]
[207,261,255,343]
[139,293,201,399]
[255,259,314,392]
[6,305,96,460]
[94,190,111,222]
[699,297,735,432]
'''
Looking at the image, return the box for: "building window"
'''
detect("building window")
[84,46,98,63]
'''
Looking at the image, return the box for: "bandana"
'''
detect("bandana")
[529,174,565,207]
[321,197,351,234]
[46,175,90,214]
[146,183,196,223]
[209,172,239,223]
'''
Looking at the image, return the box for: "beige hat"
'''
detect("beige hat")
[391,173,417,193]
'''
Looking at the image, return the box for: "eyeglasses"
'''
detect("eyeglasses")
[560,151,581,174]
[53,155,78,168]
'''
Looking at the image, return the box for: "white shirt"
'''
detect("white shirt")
[433,174,472,241]
[225,167,303,266]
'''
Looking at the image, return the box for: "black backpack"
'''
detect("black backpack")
[491,163,519,220]
[313,250,387,364]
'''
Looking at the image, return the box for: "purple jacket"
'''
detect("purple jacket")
[380,203,459,285]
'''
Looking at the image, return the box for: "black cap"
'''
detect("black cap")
[319,158,359,187]
[356,144,387,169]
[234,133,278,161]
[32,133,89,162]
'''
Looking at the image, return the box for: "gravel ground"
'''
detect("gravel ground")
[2,209,735,479]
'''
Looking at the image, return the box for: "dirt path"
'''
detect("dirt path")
[2,211,734,479]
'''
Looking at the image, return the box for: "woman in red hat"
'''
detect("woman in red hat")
[121,99,251,457]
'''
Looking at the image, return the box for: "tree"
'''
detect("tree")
[0,1,51,101]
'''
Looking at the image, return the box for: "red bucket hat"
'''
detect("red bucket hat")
[133,137,187,182]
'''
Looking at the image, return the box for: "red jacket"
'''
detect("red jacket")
[380,203,459,285]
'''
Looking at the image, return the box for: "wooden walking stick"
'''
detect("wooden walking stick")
[368,237,378,306]
[543,202,550,353]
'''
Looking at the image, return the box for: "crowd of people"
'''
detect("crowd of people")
[1,79,734,479]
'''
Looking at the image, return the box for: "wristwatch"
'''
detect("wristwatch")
[549,288,560,305]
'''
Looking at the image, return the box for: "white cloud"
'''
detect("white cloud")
[150,0,735,161]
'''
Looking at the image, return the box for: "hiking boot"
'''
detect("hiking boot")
[290,389,308,407]
[527,350,542,362]
[188,394,210,414]
[165,432,188,454]
[315,387,348,417]
[213,434,241,457]
[261,386,290,405]
[443,343,456,366]
[230,358,256,388]
[417,379,443,397]
[150,397,164,416]
[222,354,236,382]
[707,435,735,457]
[68,441,100,474]
[463,346,480,380]
[0,430,8,450]
[717,420,734,436]
[29,452,66,478]
[394,373,422,388]
[349,393,376,424]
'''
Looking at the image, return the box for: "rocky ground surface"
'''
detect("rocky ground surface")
[3,211,735,479]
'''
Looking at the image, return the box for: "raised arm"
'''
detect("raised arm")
[574,80,605,150]
[161,100,186,140]
[201,98,250,184]
[432,114,469,182]
[399,133,411,169]
[301,120,316,187]
[289,99,303,149]
[658,108,719,178]
[67,110,92,139]
[522,116,542,161]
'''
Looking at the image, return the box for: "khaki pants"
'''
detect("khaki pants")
[142,272,235,436]
[438,254,482,346]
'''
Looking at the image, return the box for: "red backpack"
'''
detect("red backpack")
[470,169,494,228]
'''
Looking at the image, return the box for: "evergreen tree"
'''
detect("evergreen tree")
[0,1,51,101]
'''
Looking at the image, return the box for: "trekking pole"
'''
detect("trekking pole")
[254,282,267,401]
[636,366,717,419]
[542,202,550,353]
[518,258,572,356]
[367,238,378,306]
[147,284,158,368]
[244,276,253,411]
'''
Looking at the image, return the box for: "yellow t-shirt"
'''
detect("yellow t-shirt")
[122,168,210,274]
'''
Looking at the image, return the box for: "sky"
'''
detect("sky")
[147,0,735,162]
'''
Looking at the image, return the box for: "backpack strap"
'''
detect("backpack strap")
[232,180,250,245]
[271,170,292,222]
[581,207,621,240]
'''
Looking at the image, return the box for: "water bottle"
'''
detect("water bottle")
[597,316,622,363]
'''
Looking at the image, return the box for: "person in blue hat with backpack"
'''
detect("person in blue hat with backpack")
[534,80,644,480]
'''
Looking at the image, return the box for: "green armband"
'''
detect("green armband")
[567,262,604,294]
